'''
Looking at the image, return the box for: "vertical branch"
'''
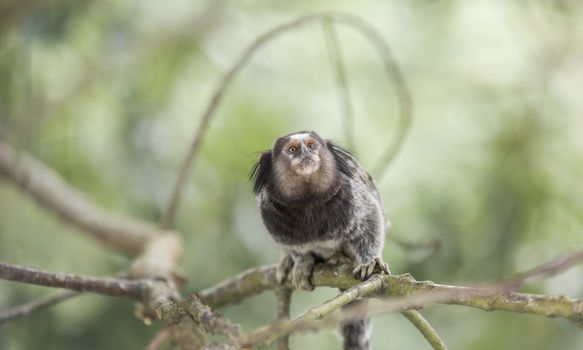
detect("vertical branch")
[144,328,172,350]
[332,14,413,182]
[274,287,293,350]
[322,17,355,150]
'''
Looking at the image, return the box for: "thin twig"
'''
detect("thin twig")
[274,287,292,350]
[401,310,448,350]
[322,17,355,150]
[497,249,583,290]
[160,11,411,228]
[0,290,79,325]
[389,236,442,263]
[0,261,147,299]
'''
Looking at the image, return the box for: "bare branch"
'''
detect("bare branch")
[127,233,186,325]
[199,265,275,308]
[0,141,158,255]
[0,261,146,299]
[161,11,411,228]
[498,249,583,290]
[0,142,206,342]
[401,310,448,350]
[389,236,442,263]
[0,290,79,325]
[144,328,172,350]
[322,17,355,150]
[182,293,242,343]
[274,287,292,350]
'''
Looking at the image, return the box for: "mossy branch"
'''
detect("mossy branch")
[200,262,583,330]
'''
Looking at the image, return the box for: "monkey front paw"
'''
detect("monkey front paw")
[291,255,316,291]
[352,257,391,281]
[276,254,294,285]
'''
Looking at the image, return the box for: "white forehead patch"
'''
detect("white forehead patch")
[289,133,310,141]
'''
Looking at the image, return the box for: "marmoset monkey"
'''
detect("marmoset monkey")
[251,131,390,350]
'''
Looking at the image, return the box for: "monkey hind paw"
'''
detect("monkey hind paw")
[352,257,390,281]
[291,255,315,291]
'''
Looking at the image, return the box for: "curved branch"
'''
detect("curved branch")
[161,11,411,228]
[322,17,355,151]
[0,141,159,255]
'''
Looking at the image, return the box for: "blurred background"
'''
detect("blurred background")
[1,0,583,349]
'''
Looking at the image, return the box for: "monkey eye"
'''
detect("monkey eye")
[307,142,316,149]
[288,145,297,153]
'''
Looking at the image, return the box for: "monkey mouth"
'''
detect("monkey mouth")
[295,158,319,176]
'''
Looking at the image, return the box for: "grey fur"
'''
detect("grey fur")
[251,131,390,350]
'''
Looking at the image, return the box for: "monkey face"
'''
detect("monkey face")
[274,132,324,177]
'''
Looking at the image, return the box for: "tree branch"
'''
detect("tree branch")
[0,141,159,255]
[144,328,172,350]
[274,287,292,350]
[200,260,583,329]
[182,293,242,343]
[0,290,79,325]
[237,273,448,349]
[498,249,583,290]
[401,310,448,350]
[0,261,146,299]
[0,142,217,345]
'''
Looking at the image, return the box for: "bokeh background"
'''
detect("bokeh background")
[1,1,583,349]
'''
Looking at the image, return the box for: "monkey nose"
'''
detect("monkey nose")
[300,144,309,158]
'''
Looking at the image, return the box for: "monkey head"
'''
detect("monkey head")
[272,132,329,177]
[251,131,354,203]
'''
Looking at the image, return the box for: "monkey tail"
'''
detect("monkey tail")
[339,297,371,350]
